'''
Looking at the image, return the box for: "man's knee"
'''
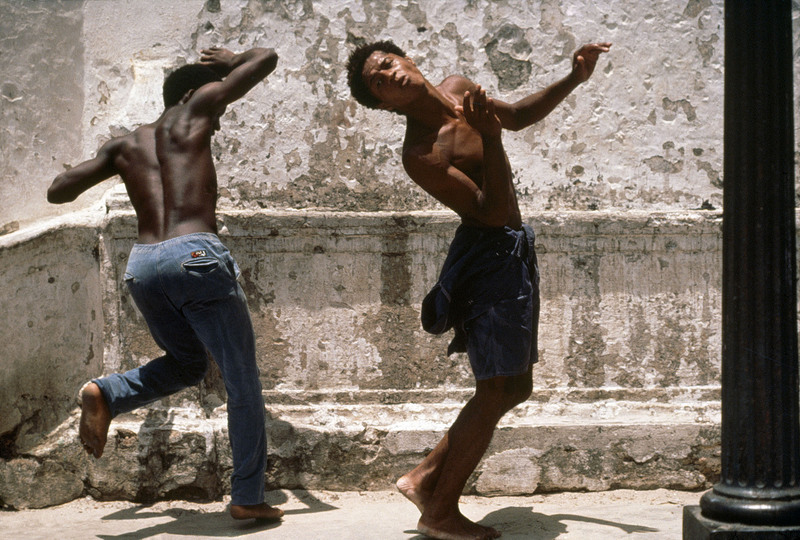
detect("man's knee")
[495,372,533,412]
[177,357,209,386]
[510,368,532,393]
[499,383,530,413]
[475,374,531,414]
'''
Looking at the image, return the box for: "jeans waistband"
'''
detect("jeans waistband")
[131,232,221,251]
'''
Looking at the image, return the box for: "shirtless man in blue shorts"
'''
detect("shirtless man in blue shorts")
[47,46,281,521]
[347,40,610,540]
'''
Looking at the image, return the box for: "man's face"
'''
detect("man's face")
[361,51,425,110]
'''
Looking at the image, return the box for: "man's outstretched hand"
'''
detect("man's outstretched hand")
[571,42,612,83]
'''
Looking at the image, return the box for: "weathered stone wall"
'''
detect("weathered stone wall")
[0,0,86,232]
[96,202,722,398]
[0,206,723,507]
[2,0,797,509]
[0,217,105,455]
[5,0,777,231]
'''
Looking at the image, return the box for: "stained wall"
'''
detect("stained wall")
[2,0,761,230]
[0,0,795,507]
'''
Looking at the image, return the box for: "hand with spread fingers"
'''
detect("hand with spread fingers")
[456,84,502,139]
[571,42,612,83]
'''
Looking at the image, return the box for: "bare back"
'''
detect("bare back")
[111,104,219,244]
[47,47,278,244]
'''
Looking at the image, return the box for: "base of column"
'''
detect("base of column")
[699,489,800,526]
[683,507,800,539]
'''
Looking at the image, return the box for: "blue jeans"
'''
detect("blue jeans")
[93,233,266,506]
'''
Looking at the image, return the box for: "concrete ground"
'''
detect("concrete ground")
[1,488,702,539]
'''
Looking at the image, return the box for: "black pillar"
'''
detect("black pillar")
[683,0,800,537]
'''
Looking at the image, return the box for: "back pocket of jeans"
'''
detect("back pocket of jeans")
[182,257,220,274]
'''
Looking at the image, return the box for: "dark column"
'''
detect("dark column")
[683,0,800,537]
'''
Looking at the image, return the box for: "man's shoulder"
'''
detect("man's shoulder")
[92,124,157,169]
[437,75,475,94]
[96,130,136,155]
[109,123,155,150]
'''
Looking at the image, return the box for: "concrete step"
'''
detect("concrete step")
[0,389,720,509]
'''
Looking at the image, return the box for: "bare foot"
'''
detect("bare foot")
[396,473,431,513]
[78,382,111,458]
[418,512,501,540]
[230,503,284,521]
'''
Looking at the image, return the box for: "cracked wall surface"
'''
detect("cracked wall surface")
[6,0,799,231]
[0,210,724,507]
[1,0,797,507]
[0,0,85,233]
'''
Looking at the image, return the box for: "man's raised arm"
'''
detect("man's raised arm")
[495,42,611,132]
[191,47,278,112]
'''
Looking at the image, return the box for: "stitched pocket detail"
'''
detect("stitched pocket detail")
[182,257,220,274]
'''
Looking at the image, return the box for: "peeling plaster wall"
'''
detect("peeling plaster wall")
[9,0,800,230]
[0,209,724,500]
[0,222,105,453]
[0,0,797,503]
[0,0,86,230]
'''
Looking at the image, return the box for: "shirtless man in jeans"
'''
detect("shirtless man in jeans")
[347,40,610,539]
[47,46,281,521]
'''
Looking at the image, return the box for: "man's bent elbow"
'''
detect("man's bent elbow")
[502,116,523,132]
[504,115,541,132]
[47,180,73,204]
[257,48,279,77]
[47,190,70,204]
[503,104,545,132]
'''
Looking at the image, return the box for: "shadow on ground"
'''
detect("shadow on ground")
[405,505,660,539]
[96,490,337,539]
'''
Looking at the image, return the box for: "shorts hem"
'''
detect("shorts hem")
[472,363,533,381]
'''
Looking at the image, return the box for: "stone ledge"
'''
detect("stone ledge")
[261,386,721,405]
[1,401,719,509]
[1,208,726,508]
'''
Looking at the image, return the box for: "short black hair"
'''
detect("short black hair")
[346,40,407,109]
[162,64,223,107]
